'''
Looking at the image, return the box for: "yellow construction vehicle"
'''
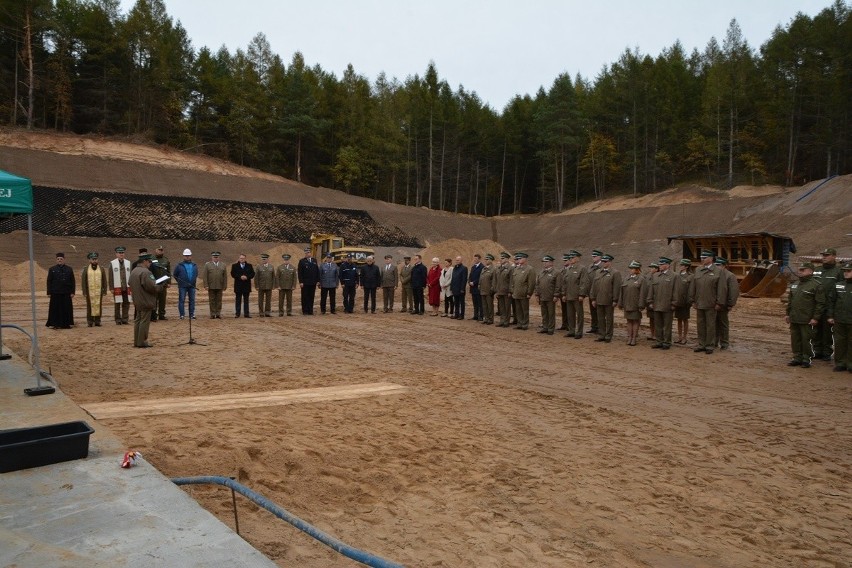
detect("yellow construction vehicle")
[310,233,374,265]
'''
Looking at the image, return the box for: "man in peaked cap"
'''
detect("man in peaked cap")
[786,262,825,368]
[109,246,132,325]
[129,253,164,347]
[477,254,496,324]
[828,262,852,373]
[647,257,682,350]
[644,261,660,340]
[560,251,591,339]
[813,247,843,361]
[153,245,171,321]
[400,255,414,313]
[713,257,739,350]
[675,258,694,345]
[688,249,727,354]
[556,253,572,331]
[255,253,276,317]
[510,252,536,330]
[81,252,107,327]
[535,255,558,334]
[201,252,227,319]
[276,254,298,316]
[494,252,514,326]
[590,254,621,342]
[338,253,359,314]
[587,250,604,333]
[319,252,339,315]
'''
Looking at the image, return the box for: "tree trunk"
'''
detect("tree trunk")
[24,8,34,129]
[728,105,734,188]
[296,134,302,182]
[498,139,506,216]
[454,149,461,214]
[428,109,433,209]
[439,128,446,211]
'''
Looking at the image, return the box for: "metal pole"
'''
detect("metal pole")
[28,214,42,385]
[0,271,10,360]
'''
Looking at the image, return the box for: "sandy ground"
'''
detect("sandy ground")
[1,284,849,568]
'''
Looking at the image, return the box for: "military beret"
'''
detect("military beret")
[87,252,98,259]
[260,253,269,259]
[55,251,65,258]
[679,258,692,266]
[841,262,852,270]
[500,252,511,259]
[628,260,641,269]
[282,254,291,260]
[115,246,126,253]
[542,254,554,262]
[514,252,528,259]
[658,257,672,265]
[714,257,728,265]
[800,262,815,270]
[821,248,837,255]
[211,251,221,256]
[562,253,573,261]
[601,254,614,262]
[591,250,603,257]
[700,249,715,258]
[571,250,582,257]
[485,253,495,260]
[138,253,153,261]
[649,262,659,269]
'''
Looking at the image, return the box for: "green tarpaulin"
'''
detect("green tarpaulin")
[0,169,33,214]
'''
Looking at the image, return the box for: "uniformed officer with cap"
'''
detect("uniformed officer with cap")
[559,250,590,339]
[494,252,514,327]
[675,258,693,344]
[276,254,297,315]
[535,255,558,334]
[644,261,660,340]
[587,250,604,333]
[786,261,825,367]
[478,254,496,324]
[556,253,572,331]
[201,251,227,318]
[688,250,727,354]
[400,255,414,313]
[129,253,164,347]
[108,246,132,324]
[590,254,621,342]
[813,247,842,361]
[153,245,170,321]
[714,257,739,349]
[647,257,681,349]
[255,253,275,317]
[338,253,359,313]
[828,261,852,372]
[510,252,536,330]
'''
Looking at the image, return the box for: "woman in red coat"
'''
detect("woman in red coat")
[426,257,442,315]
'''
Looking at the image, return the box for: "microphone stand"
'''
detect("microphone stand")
[162,264,206,347]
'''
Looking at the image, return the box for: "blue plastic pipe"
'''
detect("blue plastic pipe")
[171,475,404,568]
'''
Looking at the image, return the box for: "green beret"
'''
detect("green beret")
[115,246,126,253]
[628,260,641,269]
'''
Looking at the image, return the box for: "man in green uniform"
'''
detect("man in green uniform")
[255,253,275,317]
[276,254,297,316]
[201,251,228,319]
[714,257,740,350]
[510,252,536,330]
[813,247,842,361]
[478,254,496,325]
[688,250,728,354]
[494,252,513,327]
[643,262,659,340]
[587,250,603,334]
[560,250,590,340]
[828,262,852,372]
[590,254,621,342]
[535,255,558,335]
[400,256,413,313]
[129,253,164,348]
[786,262,826,368]
[152,245,171,321]
[556,254,571,331]
[647,257,681,350]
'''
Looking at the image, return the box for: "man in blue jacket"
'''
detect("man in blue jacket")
[450,256,469,319]
[339,254,359,313]
[172,248,198,320]
[319,253,339,314]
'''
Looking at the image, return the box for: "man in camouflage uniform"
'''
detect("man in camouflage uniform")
[478,254,496,325]
[201,251,227,319]
[276,254,297,316]
[647,257,681,350]
[590,254,621,342]
[786,262,826,368]
[828,262,852,373]
[714,257,740,350]
[689,250,728,354]
[587,250,604,333]
[812,247,842,361]
[255,253,275,317]
[535,255,558,335]
[560,250,590,339]
[494,252,514,327]
[510,252,536,330]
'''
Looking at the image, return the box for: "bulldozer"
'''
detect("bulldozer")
[310,233,374,265]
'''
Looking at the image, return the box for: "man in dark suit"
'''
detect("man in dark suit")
[230,253,255,317]
[297,248,320,315]
[410,254,428,315]
[450,256,468,319]
[469,253,484,320]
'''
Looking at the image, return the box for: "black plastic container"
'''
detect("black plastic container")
[0,421,95,473]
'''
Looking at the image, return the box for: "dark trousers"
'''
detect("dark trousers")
[790,322,815,363]
[301,284,316,314]
[482,293,494,323]
[497,295,511,325]
[471,291,482,320]
[320,287,337,313]
[342,284,356,313]
[114,290,130,323]
[412,287,425,314]
[453,293,465,318]
[596,304,615,340]
[588,297,598,331]
[444,295,454,314]
[813,315,834,358]
[363,287,377,312]
[653,310,674,347]
[235,290,250,316]
[567,299,584,337]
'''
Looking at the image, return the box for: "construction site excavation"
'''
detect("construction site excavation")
[0,133,850,567]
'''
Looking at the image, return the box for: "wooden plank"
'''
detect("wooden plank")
[83,382,408,419]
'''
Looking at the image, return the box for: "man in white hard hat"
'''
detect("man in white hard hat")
[172,248,198,320]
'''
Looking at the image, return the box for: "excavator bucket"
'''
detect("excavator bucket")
[741,264,787,298]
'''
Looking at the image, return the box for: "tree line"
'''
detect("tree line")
[2,0,850,214]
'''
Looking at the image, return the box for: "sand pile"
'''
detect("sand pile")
[261,244,309,262]
[418,239,509,263]
[0,261,48,292]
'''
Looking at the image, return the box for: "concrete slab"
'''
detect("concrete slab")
[0,349,277,568]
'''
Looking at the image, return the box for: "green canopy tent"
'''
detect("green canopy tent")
[0,169,52,394]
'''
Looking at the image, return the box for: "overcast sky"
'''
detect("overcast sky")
[122,0,833,111]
